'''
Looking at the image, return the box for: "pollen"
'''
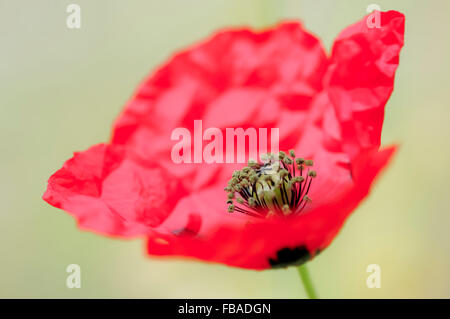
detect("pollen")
[225,151,316,219]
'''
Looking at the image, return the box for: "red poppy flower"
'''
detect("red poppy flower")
[43,11,405,270]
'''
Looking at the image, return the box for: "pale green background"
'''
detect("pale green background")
[1,0,449,298]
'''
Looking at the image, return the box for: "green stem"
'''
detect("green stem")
[297,264,318,299]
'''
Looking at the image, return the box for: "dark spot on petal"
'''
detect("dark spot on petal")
[172,213,202,237]
[269,246,311,268]
[337,160,353,180]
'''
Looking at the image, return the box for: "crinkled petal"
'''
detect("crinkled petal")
[326,11,405,159]
[43,144,186,237]
[111,22,328,166]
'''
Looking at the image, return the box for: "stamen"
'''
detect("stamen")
[224,151,316,219]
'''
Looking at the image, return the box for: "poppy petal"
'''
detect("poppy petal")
[326,11,405,159]
[43,144,186,237]
[111,22,328,160]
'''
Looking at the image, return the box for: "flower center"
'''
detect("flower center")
[225,150,316,218]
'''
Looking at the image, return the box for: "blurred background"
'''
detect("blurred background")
[1,0,449,298]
